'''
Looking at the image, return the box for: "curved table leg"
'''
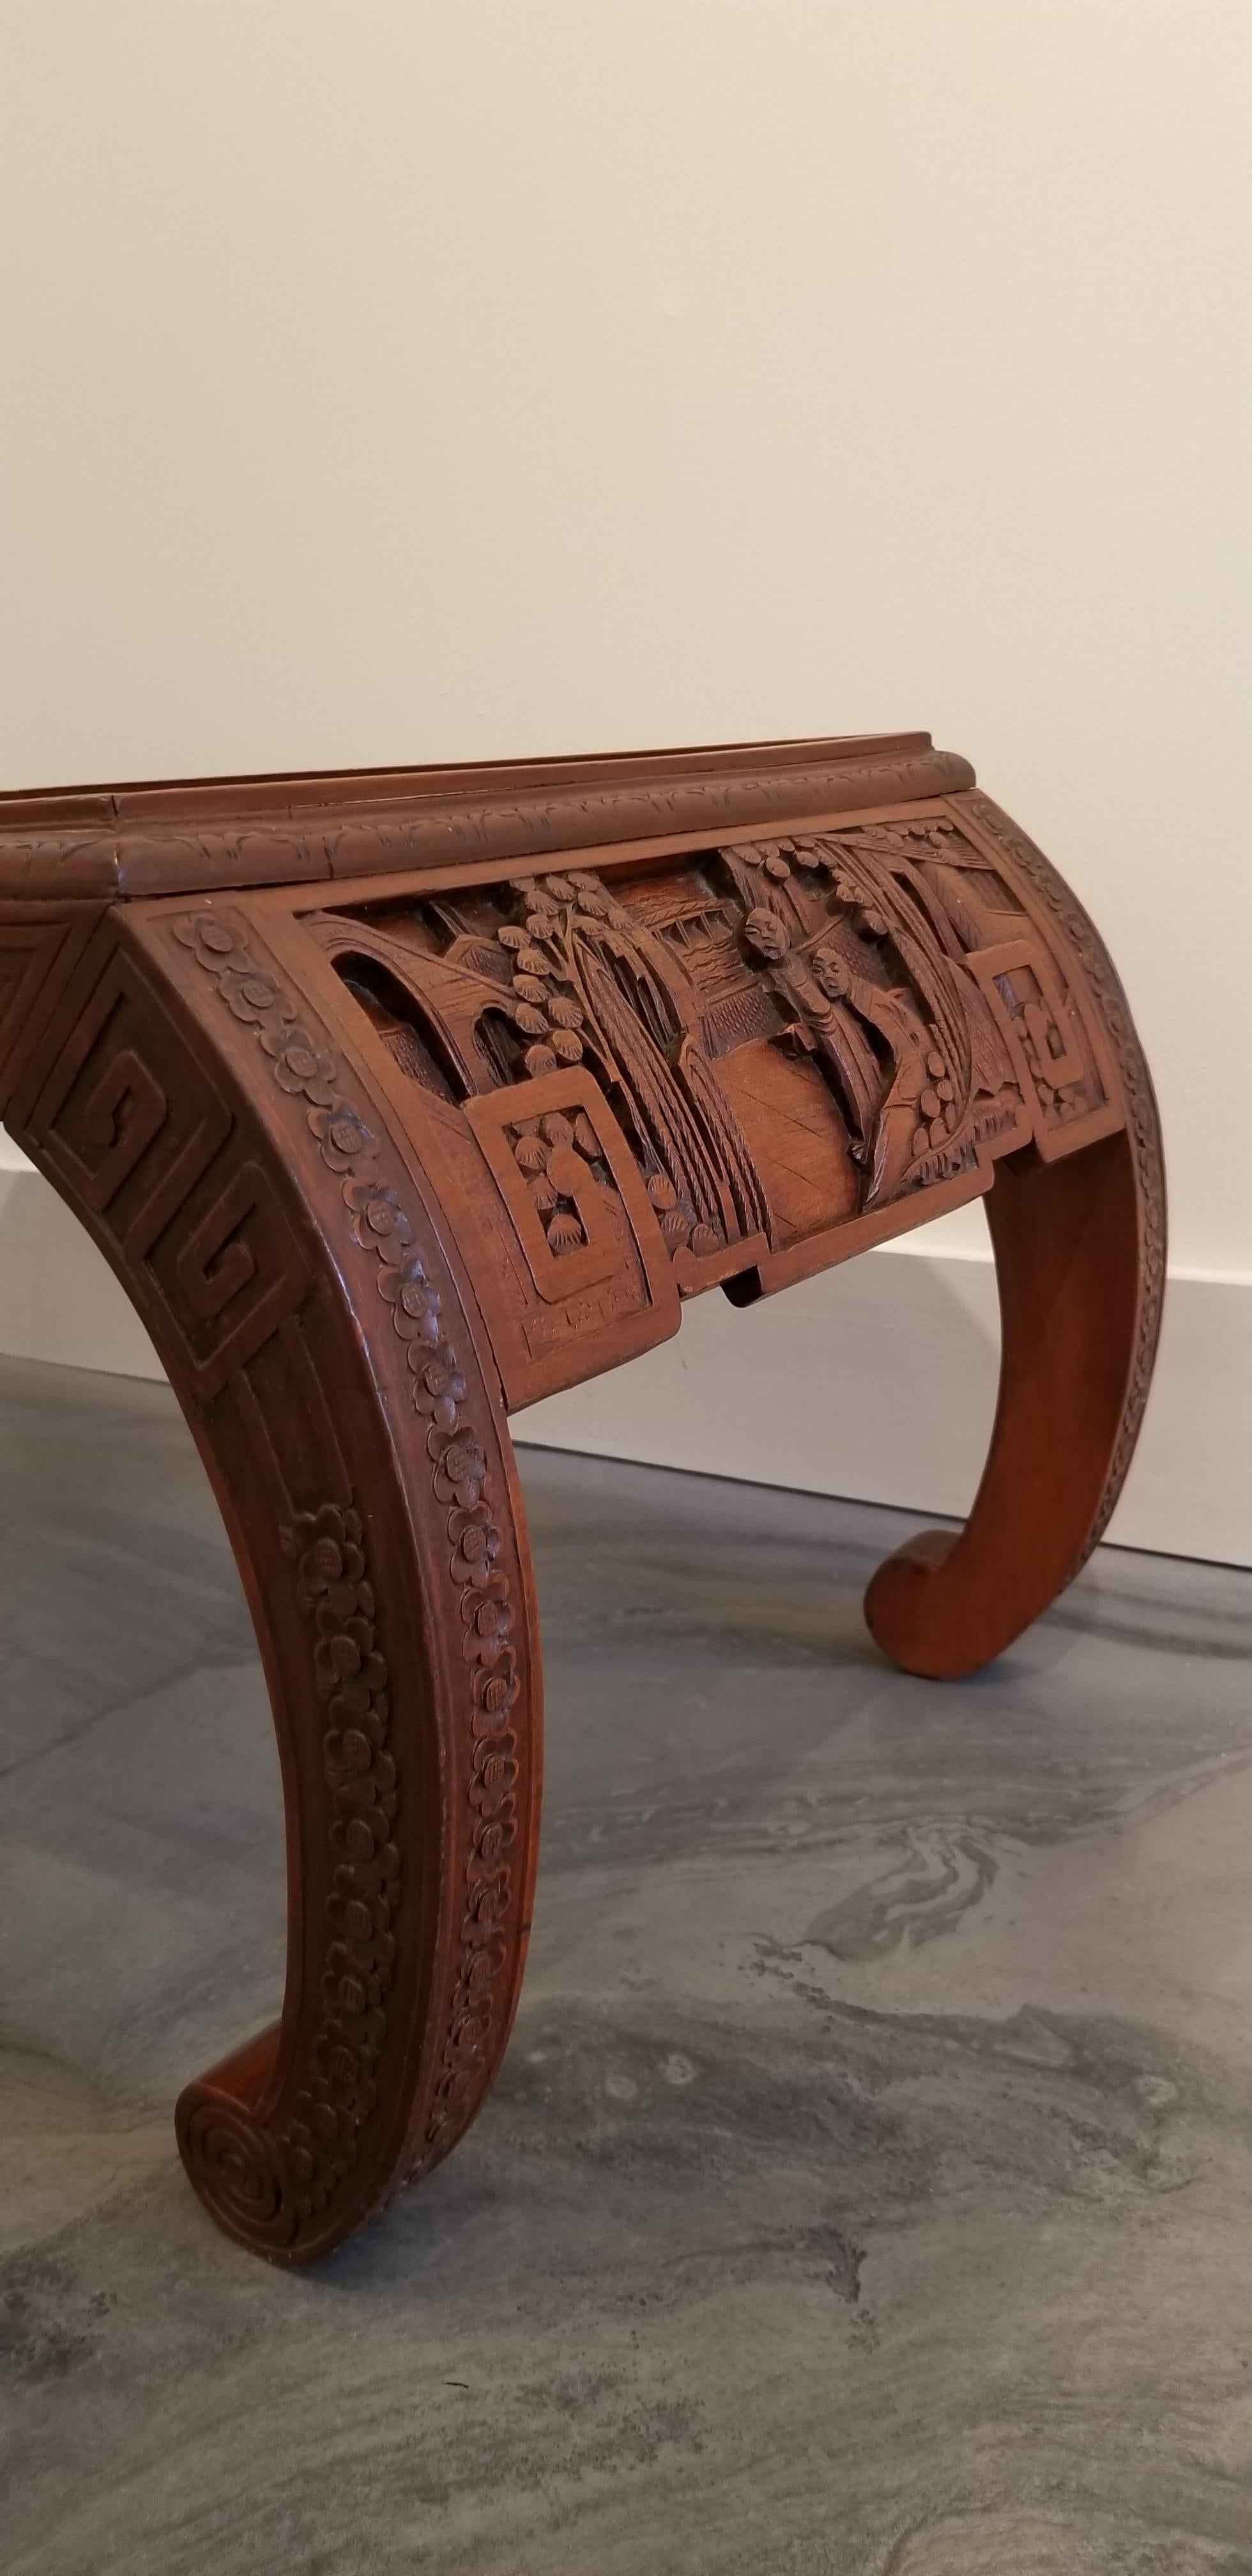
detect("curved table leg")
[864,1123,1165,1681]
[5,905,542,2263]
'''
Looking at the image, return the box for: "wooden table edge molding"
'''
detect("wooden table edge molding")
[0,732,1165,2265]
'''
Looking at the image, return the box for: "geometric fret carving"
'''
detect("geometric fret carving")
[0,905,107,1110]
[15,938,307,1399]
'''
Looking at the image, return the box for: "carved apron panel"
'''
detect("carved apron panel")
[294,811,1120,1406]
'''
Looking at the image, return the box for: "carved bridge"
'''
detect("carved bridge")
[0,733,1164,2264]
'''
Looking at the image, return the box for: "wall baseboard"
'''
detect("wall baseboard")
[515,1239,1249,1568]
[1,1148,1245,1567]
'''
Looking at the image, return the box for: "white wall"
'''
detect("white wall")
[1,1,1248,1555]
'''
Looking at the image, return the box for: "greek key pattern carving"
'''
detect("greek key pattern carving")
[172,910,523,2204]
[11,933,309,1399]
[960,792,1165,1560]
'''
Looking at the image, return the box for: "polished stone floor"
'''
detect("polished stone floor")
[3,1353,1252,2574]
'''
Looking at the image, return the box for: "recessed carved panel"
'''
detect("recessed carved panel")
[461,1066,681,1402]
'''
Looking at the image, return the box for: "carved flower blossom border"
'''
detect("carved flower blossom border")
[172,908,523,2232]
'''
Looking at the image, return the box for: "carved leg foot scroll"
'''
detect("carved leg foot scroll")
[4,905,542,2263]
[864,799,1165,1682]
[864,1125,1165,1682]
[860,803,1164,1689]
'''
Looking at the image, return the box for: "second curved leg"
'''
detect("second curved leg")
[864,1126,1164,1680]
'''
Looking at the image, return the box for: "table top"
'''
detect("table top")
[0,732,974,901]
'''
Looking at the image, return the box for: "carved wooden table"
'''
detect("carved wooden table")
[0,733,1164,2264]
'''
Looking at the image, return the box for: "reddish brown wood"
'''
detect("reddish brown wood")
[865,797,1165,1679]
[0,737,1164,2262]
[865,1127,1150,1678]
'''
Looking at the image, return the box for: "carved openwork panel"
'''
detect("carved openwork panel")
[298,809,1118,1402]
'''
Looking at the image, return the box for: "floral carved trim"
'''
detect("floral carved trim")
[2,746,977,900]
[172,909,523,2220]
[959,793,1167,1564]
[279,1501,397,2221]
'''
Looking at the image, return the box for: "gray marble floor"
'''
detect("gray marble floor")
[2,1354,1251,2573]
